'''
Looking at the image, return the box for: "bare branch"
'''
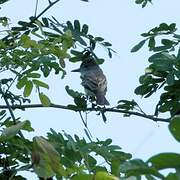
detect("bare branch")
[35,0,60,20]
[0,103,170,123]
[34,0,39,17]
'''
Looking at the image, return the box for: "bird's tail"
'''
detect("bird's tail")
[96,94,110,105]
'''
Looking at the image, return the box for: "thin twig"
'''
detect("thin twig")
[0,88,24,138]
[79,111,87,127]
[85,111,88,126]
[6,70,22,93]
[35,0,60,20]
[136,103,146,115]
[34,0,39,17]
[79,111,93,140]
[0,103,170,123]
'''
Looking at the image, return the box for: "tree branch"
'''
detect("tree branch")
[35,0,60,20]
[0,103,170,123]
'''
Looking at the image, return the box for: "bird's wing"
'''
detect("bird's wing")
[81,73,107,94]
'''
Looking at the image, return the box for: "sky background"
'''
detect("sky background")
[1,0,180,179]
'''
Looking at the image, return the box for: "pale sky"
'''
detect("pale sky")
[1,0,180,179]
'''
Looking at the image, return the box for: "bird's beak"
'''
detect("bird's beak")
[71,68,80,72]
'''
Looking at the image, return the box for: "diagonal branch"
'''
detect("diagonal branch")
[35,0,60,20]
[0,103,171,123]
[0,88,24,138]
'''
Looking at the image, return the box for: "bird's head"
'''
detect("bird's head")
[71,57,98,73]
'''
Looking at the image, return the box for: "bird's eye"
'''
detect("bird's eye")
[84,65,88,68]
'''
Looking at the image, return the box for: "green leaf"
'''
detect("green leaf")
[66,21,73,30]
[39,93,51,107]
[35,20,44,35]
[135,0,144,4]
[134,84,154,96]
[82,24,89,34]
[16,77,28,89]
[0,121,27,141]
[23,80,33,97]
[63,132,77,151]
[173,34,180,39]
[65,85,81,98]
[103,42,112,47]
[69,57,82,63]
[86,155,97,169]
[94,171,119,180]
[148,153,180,170]
[50,22,63,35]
[111,159,121,177]
[73,32,87,46]
[42,17,49,27]
[96,58,105,65]
[0,110,6,116]
[131,39,146,52]
[148,52,174,62]
[153,46,170,52]
[158,101,175,113]
[120,159,164,178]
[148,37,155,50]
[0,16,9,26]
[148,52,174,71]
[166,72,174,85]
[169,115,180,142]
[74,96,87,109]
[95,37,104,42]
[74,20,81,32]
[32,79,49,89]
[161,39,174,47]
[70,50,83,56]
[166,173,179,180]
[71,174,93,180]
[22,120,34,132]
[33,136,67,178]
[41,65,50,77]
[108,49,112,58]
[117,100,137,110]
[59,58,66,68]
[169,23,176,32]
[159,23,169,31]
[27,72,41,78]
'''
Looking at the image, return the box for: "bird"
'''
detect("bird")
[71,57,109,105]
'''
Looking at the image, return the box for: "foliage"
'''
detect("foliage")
[0,0,179,179]
[131,23,180,117]
[135,0,152,8]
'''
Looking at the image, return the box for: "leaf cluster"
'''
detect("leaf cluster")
[131,23,180,116]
